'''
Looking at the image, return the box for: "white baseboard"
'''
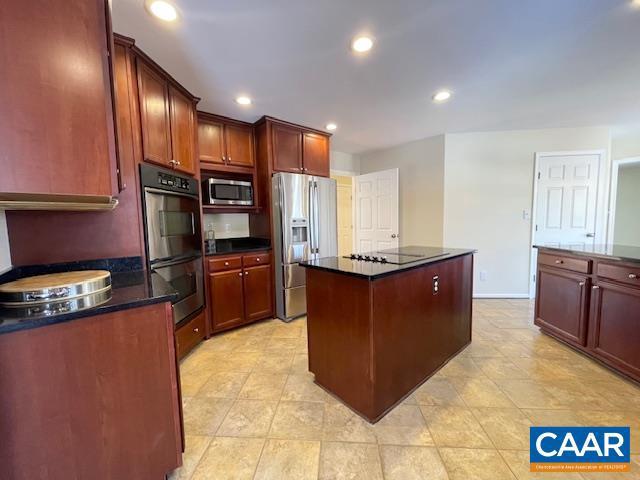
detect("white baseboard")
[473,293,531,299]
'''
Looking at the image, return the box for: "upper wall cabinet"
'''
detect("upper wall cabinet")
[263,118,331,177]
[0,0,118,197]
[136,57,198,176]
[198,112,255,171]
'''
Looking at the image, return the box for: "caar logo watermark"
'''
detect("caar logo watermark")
[530,426,630,473]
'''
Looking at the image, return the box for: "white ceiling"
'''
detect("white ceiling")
[112,0,640,154]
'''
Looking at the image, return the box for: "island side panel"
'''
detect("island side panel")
[372,254,473,418]
[0,303,182,479]
[306,268,375,419]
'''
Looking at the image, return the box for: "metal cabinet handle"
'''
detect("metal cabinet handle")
[222,155,226,162]
[555,259,563,264]
[578,282,585,287]
[586,233,595,238]
[391,234,399,239]
[256,257,261,262]
[228,156,232,161]
[193,327,199,333]
[224,261,230,266]
[238,272,243,276]
[629,274,638,279]
[244,271,249,275]
[592,285,600,290]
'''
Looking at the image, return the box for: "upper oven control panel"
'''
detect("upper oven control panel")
[140,164,199,197]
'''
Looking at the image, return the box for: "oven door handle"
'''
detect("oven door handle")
[151,254,202,269]
[144,186,199,200]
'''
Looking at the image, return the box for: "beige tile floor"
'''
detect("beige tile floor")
[171,299,640,480]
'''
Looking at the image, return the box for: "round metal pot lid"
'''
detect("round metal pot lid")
[0,270,112,306]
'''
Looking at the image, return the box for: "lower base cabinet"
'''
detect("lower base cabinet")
[175,308,206,359]
[535,249,640,383]
[208,251,273,332]
[589,280,640,380]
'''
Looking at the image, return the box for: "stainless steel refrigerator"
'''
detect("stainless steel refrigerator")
[272,172,337,321]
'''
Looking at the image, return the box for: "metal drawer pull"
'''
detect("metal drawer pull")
[244,271,249,275]
[256,257,261,262]
[629,274,638,279]
[555,259,563,264]
[224,262,230,266]
[238,272,243,276]
[592,285,600,290]
[193,327,199,333]
[578,282,585,287]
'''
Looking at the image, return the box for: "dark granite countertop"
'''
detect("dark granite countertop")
[534,244,640,264]
[205,237,271,256]
[0,257,178,335]
[300,246,476,279]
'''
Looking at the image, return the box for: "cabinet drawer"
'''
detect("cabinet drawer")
[538,253,591,274]
[176,309,206,360]
[597,262,640,288]
[208,256,242,272]
[243,252,271,267]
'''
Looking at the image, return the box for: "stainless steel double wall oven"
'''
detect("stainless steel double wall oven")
[140,164,204,325]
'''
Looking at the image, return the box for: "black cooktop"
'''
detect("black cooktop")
[344,247,449,264]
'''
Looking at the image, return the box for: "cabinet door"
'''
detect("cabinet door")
[302,132,330,177]
[589,281,640,380]
[272,124,302,173]
[534,266,589,346]
[0,0,117,196]
[243,264,273,322]
[209,270,245,330]
[169,86,196,176]
[137,60,172,167]
[198,120,225,166]
[226,124,255,168]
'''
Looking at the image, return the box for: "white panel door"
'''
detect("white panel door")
[354,168,399,253]
[531,152,601,294]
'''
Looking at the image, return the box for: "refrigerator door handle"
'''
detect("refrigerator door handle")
[313,181,320,254]
[308,179,315,255]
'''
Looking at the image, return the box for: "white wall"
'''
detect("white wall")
[358,135,445,247]
[202,213,250,239]
[443,126,611,297]
[330,150,360,176]
[611,126,640,160]
[0,211,11,273]
[613,163,640,247]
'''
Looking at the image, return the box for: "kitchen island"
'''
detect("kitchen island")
[534,244,640,383]
[300,246,475,422]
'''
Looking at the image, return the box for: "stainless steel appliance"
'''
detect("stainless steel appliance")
[141,164,204,324]
[203,178,254,206]
[272,172,337,321]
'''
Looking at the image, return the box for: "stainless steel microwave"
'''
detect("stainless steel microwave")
[203,178,254,206]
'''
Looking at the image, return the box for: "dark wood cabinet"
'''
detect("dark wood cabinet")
[272,123,303,173]
[302,132,330,177]
[0,302,182,478]
[138,61,172,167]
[175,308,206,360]
[535,248,640,383]
[136,57,198,176]
[269,120,330,176]
[535,266,589,346]
[169,86,197,175]
[206,251,273,332]
[198,112,255,171]
[244,264,273,321]
[198,121,225,166]
[209,269,246,330]
[0,0,118,197]
[589,280,640,380]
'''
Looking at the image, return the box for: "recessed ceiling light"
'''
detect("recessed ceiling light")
[351,36,374,53]
[326,123,337,131]
[432,90,453,103]
[235,96,252,106]
[148,1,178,22]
